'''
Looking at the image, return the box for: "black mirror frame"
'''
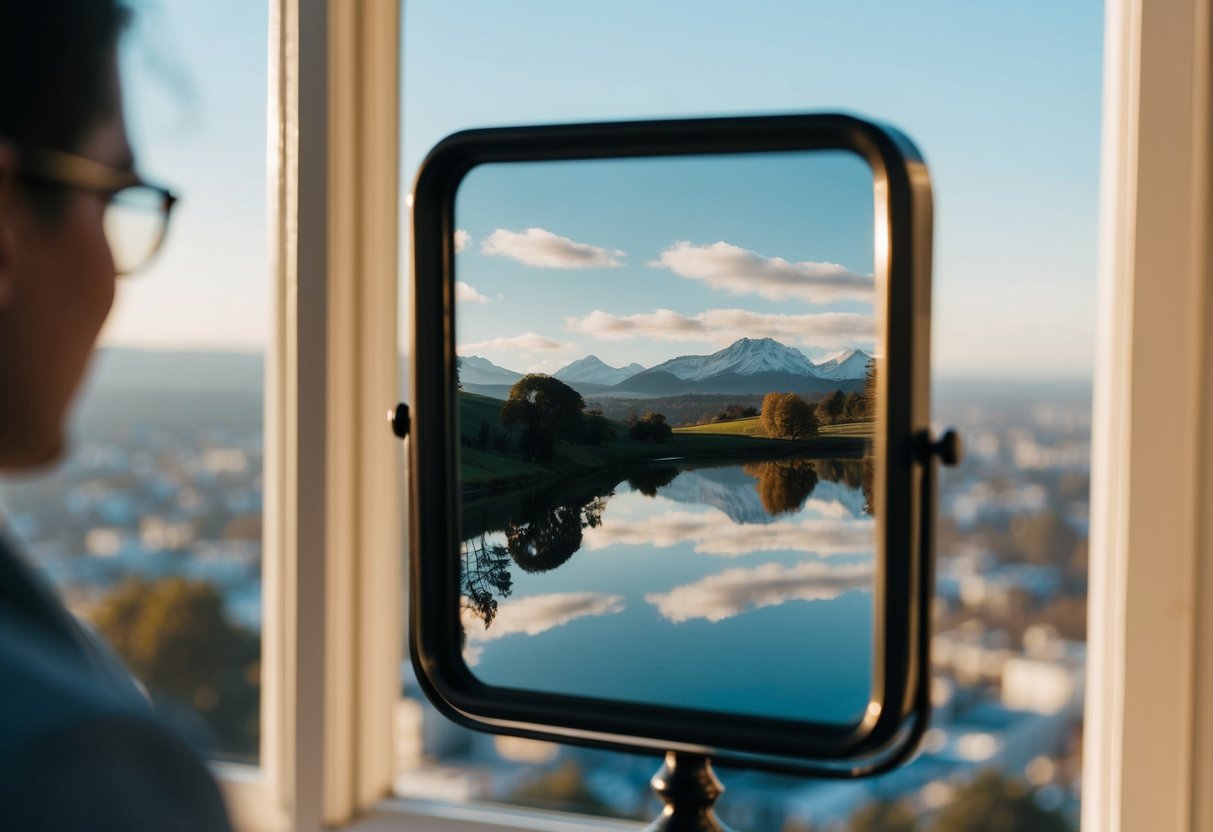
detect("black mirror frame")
[408,113,935,774]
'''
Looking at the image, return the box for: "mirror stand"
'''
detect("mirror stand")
[642,752,738,832]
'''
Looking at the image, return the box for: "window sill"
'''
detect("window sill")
[343,798,643,832]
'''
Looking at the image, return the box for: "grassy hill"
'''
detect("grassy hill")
[455,391,809,494]
[675,417,876,440]
[674,416,767,437]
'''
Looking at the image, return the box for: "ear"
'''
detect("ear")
[0,142,15,309]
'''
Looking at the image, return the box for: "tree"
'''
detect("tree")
[626,465,679,497]
[500,374,586,461]
[818,389,847,424]
[844,390,867,421]
[929,771,1073,832]
[629,411,672,443]
[714,403,758,422]
[760,392,818,439]
[461,536,513,631]
[744,458,820,515]
[863,356,877,416]
[91,577,260,758]
[506,502,585,572]
[578,407,615,446]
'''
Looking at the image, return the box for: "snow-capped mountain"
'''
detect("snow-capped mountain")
[644,338,820,381]
[457,355,523,386]
[812,349,873,381]
[652,467,780,525]
[554,355,645,386]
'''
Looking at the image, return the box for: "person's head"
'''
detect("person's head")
[0,2,132,469]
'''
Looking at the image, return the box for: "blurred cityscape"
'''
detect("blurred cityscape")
[0,359,1091,830]
[395,381,1092,831]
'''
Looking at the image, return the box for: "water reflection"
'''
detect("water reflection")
[624,465,679,497]
[744,458,820,516]
[645,559,873,623]
[457,456,877,723]
[507,496,607,574]
[461,535,513,631]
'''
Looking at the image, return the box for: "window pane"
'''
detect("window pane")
[398,1,1100,827]
[0,2,269,764]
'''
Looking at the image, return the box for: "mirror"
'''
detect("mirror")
[454,151,877,728]
[410,115,935,772]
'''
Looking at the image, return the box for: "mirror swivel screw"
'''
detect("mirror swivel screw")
[922,428,962,467]
[389,403,410,439]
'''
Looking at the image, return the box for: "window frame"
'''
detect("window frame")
[217,0,1213,829]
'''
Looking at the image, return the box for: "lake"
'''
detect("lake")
[459,457,876,727]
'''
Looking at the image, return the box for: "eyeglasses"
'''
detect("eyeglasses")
[17,146,178,276]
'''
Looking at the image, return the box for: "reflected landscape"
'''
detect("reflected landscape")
[450,151,882,728]
[460,457,876,726]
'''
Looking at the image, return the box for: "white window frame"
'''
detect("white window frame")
[215,0,1213,829]
[1084,0,1213,829]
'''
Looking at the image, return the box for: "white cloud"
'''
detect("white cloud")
[458,332,569,353]
[454,229,472,253]
[582,507,873,559]
[462,592,625,643]
[645,560,873,623]
[650,241,872,305]
[455,281,489,303]
[564,308,874,349]
[482,227,624,269]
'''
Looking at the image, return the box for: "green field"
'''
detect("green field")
[455,392,810,494]
[674,417,875,440]
[673,416,767,437]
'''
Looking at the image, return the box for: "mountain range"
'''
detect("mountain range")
[459,338,871,399]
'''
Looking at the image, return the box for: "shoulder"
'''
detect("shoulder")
[0,609,233,831]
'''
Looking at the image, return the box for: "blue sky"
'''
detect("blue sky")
[407,1,1104,381]
[454,151,876,372]
[102,1,1104,381]
[101,0,269,350]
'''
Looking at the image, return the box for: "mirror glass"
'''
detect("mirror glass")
[452,151,880,727]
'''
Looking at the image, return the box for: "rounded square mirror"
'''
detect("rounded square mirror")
[409,115,936,773]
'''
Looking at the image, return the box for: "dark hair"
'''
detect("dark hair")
[0,2,129,152]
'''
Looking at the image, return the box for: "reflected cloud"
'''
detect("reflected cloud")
[646,560,872,623]
[482,227,624,269]
[455,281,489,303]
[582,506,872,558]
[650,241,872,305]
[461,591,625,643]
[454,228,472,253]
[564,308,873,350]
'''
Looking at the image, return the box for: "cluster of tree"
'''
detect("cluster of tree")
[744,458,820,515]
[743,457,874,517]
[814,359,877,426]
[460,487,610,635]
[579,408,615,447]
[497,375,616,461]
[626,465,679,497]
[845,770,1073,832]
[460,535,513,632]
[462,420,510,452]
[816,388,870,425]
[760,392,818,439]
[91,577,260,759]
[713,403,759,422]
[586,393,765,426]
[628,411,672,443]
